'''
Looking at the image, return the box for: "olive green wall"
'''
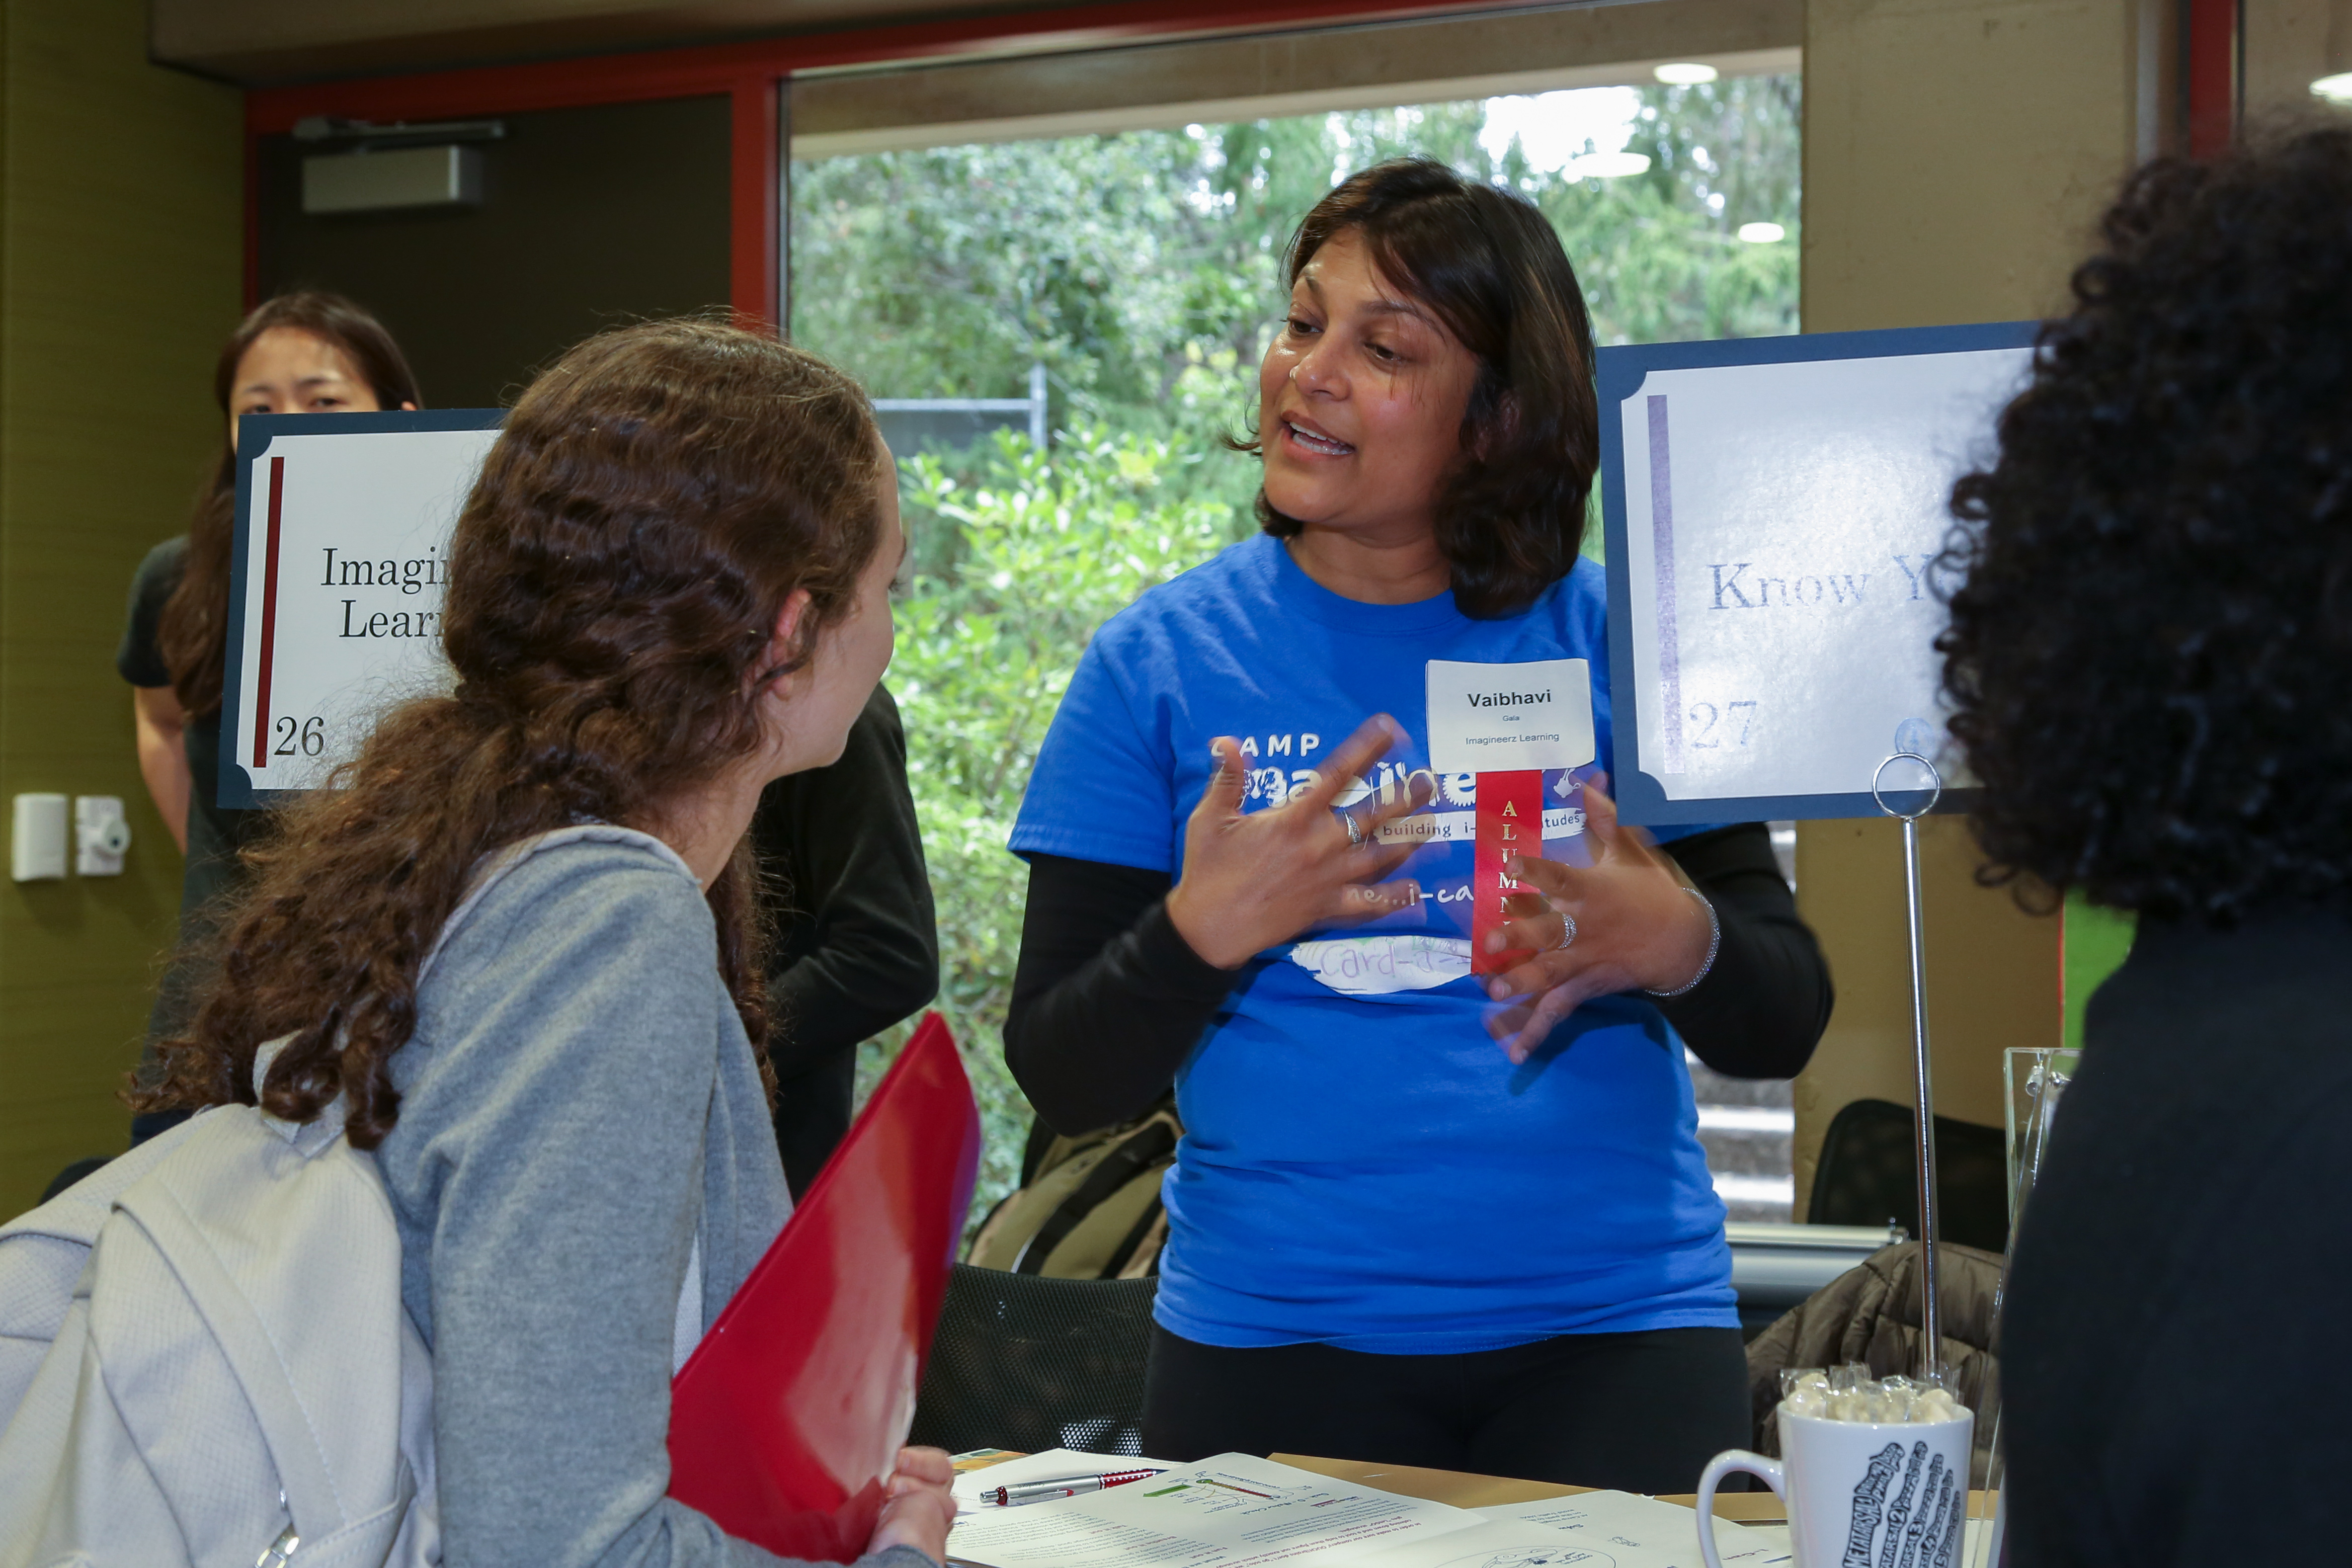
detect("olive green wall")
[0,0,242,1217]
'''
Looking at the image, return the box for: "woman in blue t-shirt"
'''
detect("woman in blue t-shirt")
[1005,159,1831,1490]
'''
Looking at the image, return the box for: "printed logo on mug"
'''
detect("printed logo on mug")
[1695,1367,1973,1568]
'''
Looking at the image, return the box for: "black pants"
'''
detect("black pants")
[1141,1323,1750,1495]
[771,1050,855,1201]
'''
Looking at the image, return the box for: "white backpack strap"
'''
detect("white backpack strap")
[116,1177,354,1530]
[117,1093,424,1548]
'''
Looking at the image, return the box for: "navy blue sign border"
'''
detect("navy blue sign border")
[220,409,506,809]
[1596,320,2039,826]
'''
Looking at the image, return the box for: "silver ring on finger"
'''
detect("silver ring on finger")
[1551,913,1578,951]
[1340,811,1366,848]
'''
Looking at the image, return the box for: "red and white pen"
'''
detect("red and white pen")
[983,1469,1166,1507]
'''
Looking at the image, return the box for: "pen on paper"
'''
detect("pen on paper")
[983,1469,1166,1507]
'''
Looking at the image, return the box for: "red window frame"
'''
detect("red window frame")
[2183,0,2240,160]
[245,0,1504,322]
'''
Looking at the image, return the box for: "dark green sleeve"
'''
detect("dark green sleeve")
[749,684,940,1077]
[118,537,187,689]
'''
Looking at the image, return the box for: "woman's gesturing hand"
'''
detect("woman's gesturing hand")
[1480,777,1713,1063]
[1165,715,1431,969]
[868,1445,958,1565]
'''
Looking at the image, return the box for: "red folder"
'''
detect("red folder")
[667,1012,982,1562]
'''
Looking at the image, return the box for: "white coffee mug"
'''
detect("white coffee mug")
[1696,1405,1975,1568]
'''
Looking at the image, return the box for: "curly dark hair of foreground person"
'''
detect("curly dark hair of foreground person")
[1937,122,2352,923]
[132,320,887,1146]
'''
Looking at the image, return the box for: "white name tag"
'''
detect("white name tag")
[1424,658,1595,773]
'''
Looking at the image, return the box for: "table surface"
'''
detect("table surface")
[958,1450,1993,1529]
[1270,1454,1792,1522]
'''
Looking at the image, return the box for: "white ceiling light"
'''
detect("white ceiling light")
[1655,62,1720,86]
[2313,72,2352,102]
[1565,150,1653,179]
[1737,221,1787,243]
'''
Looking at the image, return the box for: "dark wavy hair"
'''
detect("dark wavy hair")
[158,292,422,718]
[1241,158,1599,618]
[136,320,886,1146]
[1937,123,2352,922]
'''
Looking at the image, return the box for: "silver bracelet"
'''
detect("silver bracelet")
[1644,886,1720,998]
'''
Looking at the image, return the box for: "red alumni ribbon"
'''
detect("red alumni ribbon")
[1470,770,1544,976]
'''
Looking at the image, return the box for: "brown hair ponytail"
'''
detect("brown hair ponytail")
[158,292,423,717]
[140,320,886,1146]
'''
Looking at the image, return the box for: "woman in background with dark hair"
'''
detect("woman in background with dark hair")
[1005,159,1831,1487]
[1940,125,2352,1566]
[118,293,420,1140]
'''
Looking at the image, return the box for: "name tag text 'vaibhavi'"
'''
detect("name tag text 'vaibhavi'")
[1423,658,1596,773]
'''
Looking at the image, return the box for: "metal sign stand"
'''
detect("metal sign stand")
[1872,752,1946,1383]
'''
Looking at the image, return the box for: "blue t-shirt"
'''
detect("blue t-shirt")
[1010,533,1736,1352]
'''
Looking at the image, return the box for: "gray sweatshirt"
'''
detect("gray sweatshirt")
[376,825,934,1568]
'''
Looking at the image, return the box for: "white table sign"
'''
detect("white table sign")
[219,410,503,806]
[1598,321,2037,824]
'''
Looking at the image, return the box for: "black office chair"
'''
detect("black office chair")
[1807,1098,2011,1255]
[909,1263,1157,1456]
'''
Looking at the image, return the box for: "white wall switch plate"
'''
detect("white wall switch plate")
[12,793,69,882]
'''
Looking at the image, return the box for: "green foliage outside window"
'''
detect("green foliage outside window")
[873,430,1232,1206]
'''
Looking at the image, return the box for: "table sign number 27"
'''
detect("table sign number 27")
[1597,320,2039,826]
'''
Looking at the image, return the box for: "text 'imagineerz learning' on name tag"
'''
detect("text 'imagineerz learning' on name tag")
[1423,658,1595,774]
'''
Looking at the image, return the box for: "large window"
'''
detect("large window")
[790,62,1803,1221]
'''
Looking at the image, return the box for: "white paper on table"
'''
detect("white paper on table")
[951,1450,1177,1516]
[1352,1517,1669,1568]
[944,1452,1482,1568]
[1463,1492,1792,1567]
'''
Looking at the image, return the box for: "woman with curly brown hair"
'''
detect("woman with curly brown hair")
[1938,124,2352,1565]
[138,320,954,1568]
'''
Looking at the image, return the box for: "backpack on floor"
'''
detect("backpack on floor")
[0,1056,438,1568]
[966,1098,1180,1280]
